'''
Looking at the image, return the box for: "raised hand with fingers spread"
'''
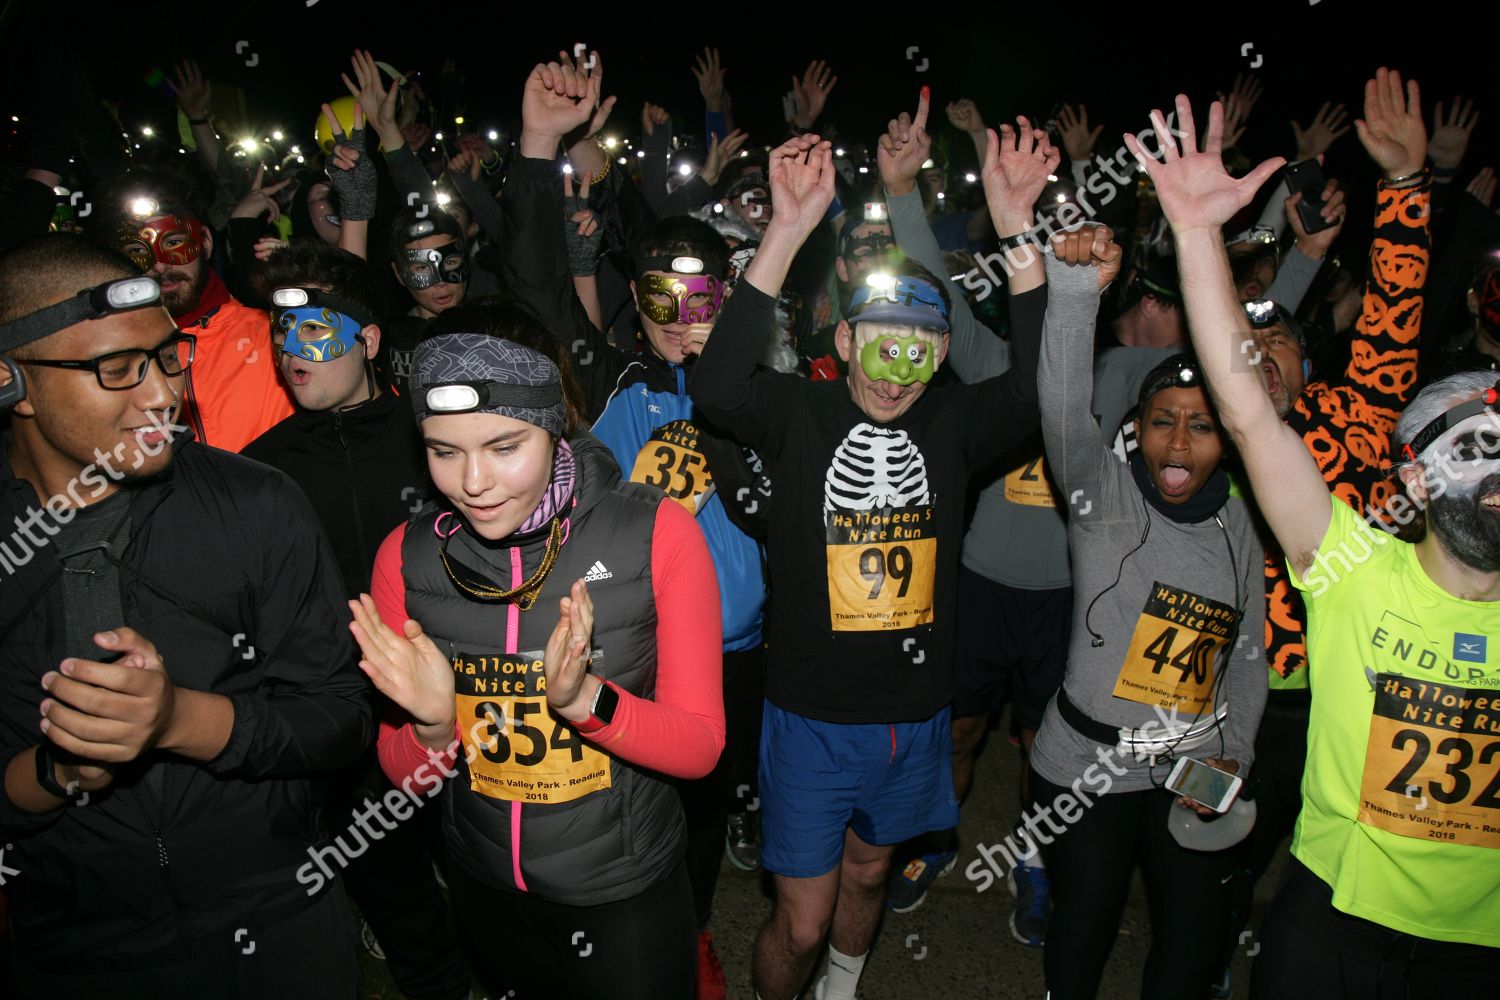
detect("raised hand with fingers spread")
[1429,96,1480,173]
[878,87,933,197]
[1056,104,1103,164]
[790,59,837,131]
[981,115,1061,235]
[348,594,457,748]
[342,48,402,153]
[1219,72,1263,149]
[1124,95,1286,235]
[170,59,212,121]
[692,47,729,113]
[701,128,750,187]
[1292,101,1351,161]
[1354,66,1427,180]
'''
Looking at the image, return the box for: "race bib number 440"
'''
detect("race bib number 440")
[1112,582,1237,714]
[1358,674,1500,850]
[452,652,611,805]
[825,505,936,631]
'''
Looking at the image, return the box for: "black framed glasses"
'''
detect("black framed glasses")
[17,333,196,390]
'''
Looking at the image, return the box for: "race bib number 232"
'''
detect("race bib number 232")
[1358,674,1500,849]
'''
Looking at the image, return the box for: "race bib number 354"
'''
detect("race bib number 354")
[630,419,714,515]
[1112,582,1236,714]
[825,505,936,631]
[452,653,611,805]
[1358,674,1500,850]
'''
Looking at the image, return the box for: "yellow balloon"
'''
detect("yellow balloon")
[314,97,380,153]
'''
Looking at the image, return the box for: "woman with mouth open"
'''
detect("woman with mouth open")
[1027,225,1267,1000]
[345,301,725,1000]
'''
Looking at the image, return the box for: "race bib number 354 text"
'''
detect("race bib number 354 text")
[825,505,936,631]
[1358,674,1500,849]
[452,652,611,805]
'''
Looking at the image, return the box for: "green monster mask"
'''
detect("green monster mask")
[859,334,937,385]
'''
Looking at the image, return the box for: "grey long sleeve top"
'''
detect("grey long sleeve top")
[1029,254,1267,793]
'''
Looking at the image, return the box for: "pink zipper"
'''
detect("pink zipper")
[507,544,528,893]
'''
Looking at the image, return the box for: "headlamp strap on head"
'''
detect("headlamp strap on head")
[417,380,563,415]
[0,276,161,354]
[1401,383,1500,462]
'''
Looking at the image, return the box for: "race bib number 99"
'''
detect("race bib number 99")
[452,652,611,804]
[1112,582,1236,714]
[825,506,936,631]
[630,419,714,515]
[1358,674,1500,850]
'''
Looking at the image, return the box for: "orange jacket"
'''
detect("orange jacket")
[178,295,294,453]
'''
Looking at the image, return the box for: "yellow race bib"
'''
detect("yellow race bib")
[1004,456,1059,508]
[452,652,611,805]
[1358,674,1500,850]
[825,505,937,631]
[629,419,714,515]
[1112,582,1237,714]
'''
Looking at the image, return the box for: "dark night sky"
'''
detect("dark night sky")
[2,0,1495,216]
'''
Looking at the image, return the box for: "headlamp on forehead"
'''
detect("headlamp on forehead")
[129,196,160,219]
[0,275,162,355]
[1244,299,1277,327]
[405,219,436,240]
[1137,356,1204,411]
[672,256,704,274]
[418,380,563,416]
[864,202,887,222]
[1401,382,1500,462]
[270,287,374,363]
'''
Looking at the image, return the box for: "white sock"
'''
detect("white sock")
[821,945,867,1000]
[1014,828,1046,869]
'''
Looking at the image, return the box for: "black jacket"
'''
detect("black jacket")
[243,391,429,597]
[499,153,769,543]
[0,435,375,969]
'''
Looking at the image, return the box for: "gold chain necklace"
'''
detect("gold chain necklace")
[438,516,564,612]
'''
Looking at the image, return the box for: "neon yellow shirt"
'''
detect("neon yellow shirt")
[1289,495,1500,946]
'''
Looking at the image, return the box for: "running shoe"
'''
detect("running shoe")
[359,917,386,960]
[1209,965,1233,999]
[1006,863,1051,947]
[725,810,762,871]
[884,850,958,913]
[696,929,727,1000]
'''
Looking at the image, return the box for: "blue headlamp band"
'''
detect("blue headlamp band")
[847,275,950,328]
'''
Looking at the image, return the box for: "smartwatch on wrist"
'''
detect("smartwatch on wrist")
[588,681,620,726]
[34,742,76,800]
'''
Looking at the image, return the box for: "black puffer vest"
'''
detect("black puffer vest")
[401,431,683,905]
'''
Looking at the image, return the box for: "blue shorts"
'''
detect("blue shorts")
[758,701,960,877]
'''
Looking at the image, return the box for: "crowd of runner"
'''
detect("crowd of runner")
[0,35,1496,1000]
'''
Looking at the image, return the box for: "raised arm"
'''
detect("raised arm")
[1129,95,1331,572]
[882,89,1010,381]
[1037,227,1123,498]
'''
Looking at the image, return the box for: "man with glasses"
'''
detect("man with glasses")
[0,233,373,998]
[93,190,293,453]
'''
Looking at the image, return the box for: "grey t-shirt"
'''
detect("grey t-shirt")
[887,186,1070,591]
[53,490,131,662]
[1029,256,1267,793]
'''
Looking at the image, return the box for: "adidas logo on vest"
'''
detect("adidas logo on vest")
[583,560,613,582]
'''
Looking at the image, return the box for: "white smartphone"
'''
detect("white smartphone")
[1166,757,1243,814]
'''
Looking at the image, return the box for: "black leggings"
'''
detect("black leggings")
[1251,859,1500,999]
[678,644,767,929]
[448,860,696,1000]
[1032,769,1236,1000]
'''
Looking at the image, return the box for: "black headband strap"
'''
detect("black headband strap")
[1401,385,1500,462]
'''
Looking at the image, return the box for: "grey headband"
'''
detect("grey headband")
[409,333,565,436]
